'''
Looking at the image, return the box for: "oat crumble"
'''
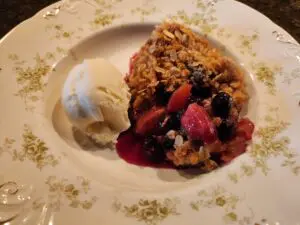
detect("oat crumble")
[124,22,254,170]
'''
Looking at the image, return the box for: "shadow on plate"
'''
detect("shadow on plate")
[72,127,115,150]
[51,100,119,161]
[155,166,208,182]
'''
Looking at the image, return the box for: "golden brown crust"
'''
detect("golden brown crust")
[126,22,248,113]
[166,141,211,166]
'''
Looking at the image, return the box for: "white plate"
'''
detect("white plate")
[0,0,300,224]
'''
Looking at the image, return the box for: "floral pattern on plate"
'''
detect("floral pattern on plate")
[0,0,300,224]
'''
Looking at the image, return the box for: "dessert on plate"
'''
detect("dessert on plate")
[61,22,254,172]
[118,22,255,171]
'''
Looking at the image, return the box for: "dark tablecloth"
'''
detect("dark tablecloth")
[0,0,299,41]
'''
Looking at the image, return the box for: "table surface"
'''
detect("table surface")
[0,0,299,41]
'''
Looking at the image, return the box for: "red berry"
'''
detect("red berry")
[236,118,255,141]
[167,84,192,113]
[221,136,247,163]
[181,103,217,144]
[135,107,166,135]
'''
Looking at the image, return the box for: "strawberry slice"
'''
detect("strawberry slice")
[167,84,192,113]
[236,118,255,141]
[181,103,217,144]
[135,107,166,135]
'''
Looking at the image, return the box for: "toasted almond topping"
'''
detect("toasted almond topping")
[174,135,184,147]
[167,130,176,139]
[163,29,175,39]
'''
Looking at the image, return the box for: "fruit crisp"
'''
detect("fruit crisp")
[124,22,254,171]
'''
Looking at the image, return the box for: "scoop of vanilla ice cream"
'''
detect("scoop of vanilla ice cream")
[61,58,131,145]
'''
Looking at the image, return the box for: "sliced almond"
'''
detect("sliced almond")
[174,135,184,147]
[166,130,176,139]
[174,30,183,40]
[163,30,175,39]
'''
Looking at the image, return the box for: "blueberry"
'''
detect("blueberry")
[143,136,165,163]
[162,137,175,149]
[176,110,185,125]
[190,69,212,99]
[191,86,212,99]
[160,115,178,131]
[217,119,236,142]
[155,83,171,105]
[158,111,184,134]
[166,112,183,130]
[212,92,232,118]
[191,70,205,86]
[176,110,185,120]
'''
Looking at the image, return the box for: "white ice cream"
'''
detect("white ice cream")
[61,58,131,145]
